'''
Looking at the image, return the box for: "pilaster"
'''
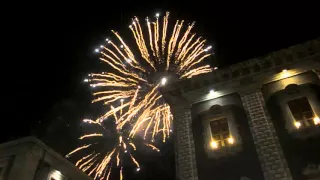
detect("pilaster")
[241,91,292,180]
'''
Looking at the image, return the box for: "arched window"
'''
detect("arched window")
[284,84,319,130]
[201,105,241,158]
[210,118,230,147]
[288,97,316,128]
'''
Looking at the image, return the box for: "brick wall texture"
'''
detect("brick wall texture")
[241,92,292,180]
[172,105,198,180]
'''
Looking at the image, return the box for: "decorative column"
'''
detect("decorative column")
[162,89,198,180]
[241,91,292,180]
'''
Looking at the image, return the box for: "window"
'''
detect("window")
[288,97,316,128]
[209,118,234,148]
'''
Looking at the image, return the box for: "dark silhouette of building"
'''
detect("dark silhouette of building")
[0,137,92,180]
[162,37,320,180]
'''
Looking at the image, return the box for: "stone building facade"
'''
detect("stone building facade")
[0,137,92,180]
[162,37,320,180]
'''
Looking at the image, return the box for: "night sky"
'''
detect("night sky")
[2,2,320,180]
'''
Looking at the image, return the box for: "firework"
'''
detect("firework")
[68,122,160,180]
[87,12,212,142]
[70,12,213,180]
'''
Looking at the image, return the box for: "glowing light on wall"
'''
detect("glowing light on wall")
[210,141,218,149]
[227,137,234,144]
[279,69,291,79]
[207,89,221,99]
[294,121,301,129]
[314,117,320,125]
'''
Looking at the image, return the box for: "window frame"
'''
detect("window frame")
[209,117,232,148]
[287,97,316,129]
[279,83,320,139]
[201,105,241,158]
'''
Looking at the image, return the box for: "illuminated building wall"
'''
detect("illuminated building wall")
[163,37,320,180]
[0,137,92,180]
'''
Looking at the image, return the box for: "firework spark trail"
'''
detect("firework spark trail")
[131,18,156,70]
[135,18,153,64]
[79,153,99,169]
[120,167,123,180]
[116,86,160,130]
[102,47,122,63]
[100,166,108,180]
[99,92,132,105]
[111,31,136,65]
[154,18,160,59]
[92,90,135,103]
[122,141,127,150]
[129,87,139,110]
[126,94,162,137]
[183,39,206,66]
[96,102,130,123]
[96,148,116,176]
[146,18,155,58]
[129,153,140,168]
[177,33,196,60]
[108,40,143,72]
[143,113,155,139]
[129,143,136,150]
[178,36,201,63]
[111,106,119,123]
[166,20,179,70]
[175,22,194,59]
[101,52,128,71]
[116,151,120,166]
[82,160,97,173]
[92,78,136,88]
[172,20,184,64]
[76,152,95,166]
[89,163,99,176]
[79,133,103,140]
[187,54,211,70]
[106,168,111,180]
[108,41,145,73]
[91,73,138,84]
[83,119,102,126]
[146,144,160,152]
[66,144,92,158]
[89,163,100,175]
[180,65,212,79]
[162,12,169,57]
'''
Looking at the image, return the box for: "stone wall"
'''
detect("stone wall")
[241,92,292,180]
[172,104,198,180]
